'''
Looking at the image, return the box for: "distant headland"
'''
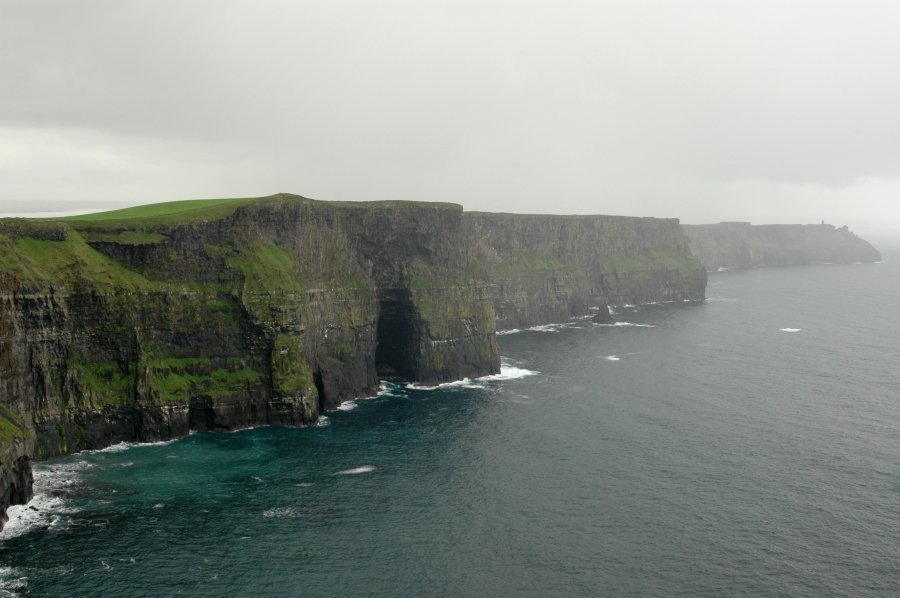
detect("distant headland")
[683,222,881,270]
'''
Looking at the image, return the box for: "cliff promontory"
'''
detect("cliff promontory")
[683,222,881,270]
[0,194,706,526]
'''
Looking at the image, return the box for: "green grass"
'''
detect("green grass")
[56,194,461,226]
[81,230,168,245]
[148,357,263,403]
[0,231,155,289]
[0,404,29,441]
[602,251,703,276]
[271,335,315,396]
[74,362,136,406]
[58,197,265,225]
[481,252,577,278]
[71,356,264,405]
[227,242,303,293]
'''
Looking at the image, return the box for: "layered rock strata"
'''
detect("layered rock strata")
[465,213,707,330]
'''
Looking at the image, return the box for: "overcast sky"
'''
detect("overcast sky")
[2,0,899,235]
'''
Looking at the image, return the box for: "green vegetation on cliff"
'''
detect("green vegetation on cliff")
[271,335,316,398]
[227,242,303,293]
[73,362,137,406]
[0,230,155,290]
[601,251,701,277]
[0,405,29,442]
[148,357,264,403]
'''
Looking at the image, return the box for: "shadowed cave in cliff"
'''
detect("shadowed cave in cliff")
[313,369,327,413]
[375,288,424,381]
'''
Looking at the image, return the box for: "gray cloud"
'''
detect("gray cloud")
[2,0,900,235]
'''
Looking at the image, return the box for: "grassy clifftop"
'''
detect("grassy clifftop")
[58,193,460,226]
[59,197,263,225]
[1,193,463,289]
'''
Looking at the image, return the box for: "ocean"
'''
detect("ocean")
[2,254,898,597]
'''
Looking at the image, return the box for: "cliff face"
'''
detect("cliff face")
[683,222,882,270]
[0,195,503,526]
[465,213,707,329]
[0,195,708,527]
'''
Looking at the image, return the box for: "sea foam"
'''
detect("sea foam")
[526,323,567,332]
[406,378,481,391]
[405,358,538,391]
[81,438,180,454]
[0,566,28,594]
[263,507,298,518]
[333,465,377,475]
[1,460,90,540]
[477,364,539,381]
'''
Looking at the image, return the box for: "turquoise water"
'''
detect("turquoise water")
[2,257,900,596]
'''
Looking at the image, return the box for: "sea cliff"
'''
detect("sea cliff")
[683,222,881,270]
[465,213,706,330]
[0,194,706,526]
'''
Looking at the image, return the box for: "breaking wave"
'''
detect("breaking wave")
[405,358,538,391]
[81,438,180,454]
[406,378,482,391]
[527,323,567,332]
[334,381,402,411]
[478,363,539,381]
[1,460,91,540]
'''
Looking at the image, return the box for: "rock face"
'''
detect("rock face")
[465,213,707,330]
[0,194,707,526]
[683,222,882,270]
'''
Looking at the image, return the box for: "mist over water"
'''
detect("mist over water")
[2,258,899,596]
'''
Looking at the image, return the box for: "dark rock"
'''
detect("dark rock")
[592,304,614,324]
[0,441,33,530]
[464,212,707,329]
